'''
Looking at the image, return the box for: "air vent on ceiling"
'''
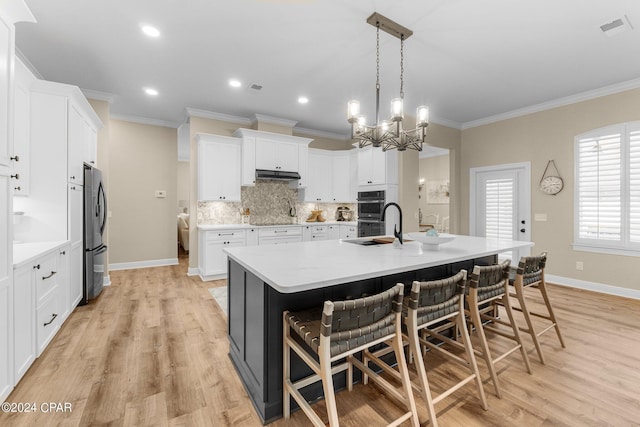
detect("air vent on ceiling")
[600,15,633,37]
[248,83,263,94]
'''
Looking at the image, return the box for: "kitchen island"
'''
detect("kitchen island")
[224,235,533,424]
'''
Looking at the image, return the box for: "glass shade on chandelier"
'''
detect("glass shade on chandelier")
[347,12,429,152]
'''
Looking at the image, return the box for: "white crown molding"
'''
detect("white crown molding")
[185,108,252,126]
[462,77,640,130]
[15,48,43,79]
[82,88,116,104]
[3,0,35,24]
[546,274,640,301]
[293,126,350,141]
[251,113,298,128]
[110,113,180,129]
[109,258,179,271]
[429,115,463,130]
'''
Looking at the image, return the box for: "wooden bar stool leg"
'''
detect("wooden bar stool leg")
[319,337,339,427]
[500,293,532,374]
[514,281,546,364]
[467,299,502,398]
[538,280,566,348]
[282,311,291,419]
[455,310,488,410]
[392,320,420,427]
[407,313,439,427]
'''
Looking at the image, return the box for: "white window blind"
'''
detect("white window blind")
[576,131,621,241]
[630,129,640,243]
[485,178,514,241]
[575,122,640,254]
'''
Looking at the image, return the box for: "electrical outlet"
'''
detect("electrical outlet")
[155,190,166,198]
[576,261,584,271]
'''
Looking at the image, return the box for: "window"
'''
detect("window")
[574,122,640,255]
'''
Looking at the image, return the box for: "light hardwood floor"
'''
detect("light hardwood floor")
[2,252,640,426]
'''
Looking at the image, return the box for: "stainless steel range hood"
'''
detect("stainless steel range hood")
[255,169,301,181]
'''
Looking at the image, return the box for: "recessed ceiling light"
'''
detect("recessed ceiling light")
[298,96,309,104]
[141,25,160,37]
[229,79,242,88]
[144,87,159,96]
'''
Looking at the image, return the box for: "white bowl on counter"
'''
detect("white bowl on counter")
[406,232,456,250]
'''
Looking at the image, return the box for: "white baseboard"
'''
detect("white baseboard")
[103,274,111,286]
[109,258,178,271]
[546,274,640,300]
[187,267,199,276]
[199,272,227,282]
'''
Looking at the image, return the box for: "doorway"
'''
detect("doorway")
[470,162,531,261]
[418,147,450,233]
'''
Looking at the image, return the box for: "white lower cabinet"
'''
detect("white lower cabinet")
[247,228,259,246]
[199,229,246,278]
[13,242,69,383]
[327,225,340,240]
[12,263,33,384]
[340,224,358,239]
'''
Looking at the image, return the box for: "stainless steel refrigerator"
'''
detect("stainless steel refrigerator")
[83,164,107,304]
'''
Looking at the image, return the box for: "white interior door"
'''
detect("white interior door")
[470,162,531,262]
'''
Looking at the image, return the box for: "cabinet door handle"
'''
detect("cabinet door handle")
[11,173,19,179]
[70,176,75,180]
[33,264,40,270]
[43,313,58,327]
[10,155,19,161]
[14,186,21,191]
[60,250,66,255]
[42,271,57,280]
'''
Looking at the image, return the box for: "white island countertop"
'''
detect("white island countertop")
[13,241,68,268]
[224,234,534,293]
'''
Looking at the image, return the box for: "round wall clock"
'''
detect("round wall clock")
[539,160,563,195]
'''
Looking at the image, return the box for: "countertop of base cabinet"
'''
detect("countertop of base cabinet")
[13,241,69,268]
[224,235,534,294]
[197,221,357,231]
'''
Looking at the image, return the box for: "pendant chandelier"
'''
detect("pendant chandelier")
[347,12,429,152]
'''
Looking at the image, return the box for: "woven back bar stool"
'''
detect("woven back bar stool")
[283,284,419,427]
[507,252,565,364]
[466,261,532,398]
[405,270,488,426]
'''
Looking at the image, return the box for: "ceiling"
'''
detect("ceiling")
[15,0,640,136]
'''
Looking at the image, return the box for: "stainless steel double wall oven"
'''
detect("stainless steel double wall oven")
[357,190,386,237]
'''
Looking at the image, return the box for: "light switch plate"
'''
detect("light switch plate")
[534,213,547,221]
[155,190,166,198]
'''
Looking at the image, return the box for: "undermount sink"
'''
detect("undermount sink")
[343,236,396,246]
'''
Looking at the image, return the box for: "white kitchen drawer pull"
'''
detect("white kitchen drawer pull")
[43,313,58,327]
[42,271,57,280]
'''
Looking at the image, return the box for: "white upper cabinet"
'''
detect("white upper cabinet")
[197,134,241,202]
[233,129,312,186]
[305,150,332,202]
[0,14,11,167]
[256,138,299,171]
[357,145,398,186]
[304,149,357,203]
[331,151,354,202]
[11,58,35,196]
[67,103,84,185]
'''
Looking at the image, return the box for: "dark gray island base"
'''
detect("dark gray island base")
[226,253,496,424]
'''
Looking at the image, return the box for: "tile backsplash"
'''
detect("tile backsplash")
[197,181,355,225]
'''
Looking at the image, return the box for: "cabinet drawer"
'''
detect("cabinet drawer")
[258,227,302,238]
[37,288,62,356]
[259,235,303,245]
[340,225,357,239]
[206,229,246,242]
[309,225,327,234]
[35,252,59,304]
